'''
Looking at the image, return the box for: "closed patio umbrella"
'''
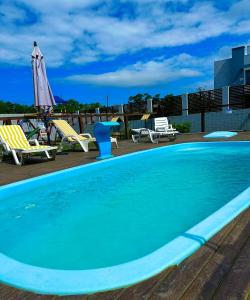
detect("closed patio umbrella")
[32,41,55,144]
[32,41,56,112]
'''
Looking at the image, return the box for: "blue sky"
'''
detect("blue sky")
[0,0,250,106]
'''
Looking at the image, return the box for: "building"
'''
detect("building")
[214,45,250,88]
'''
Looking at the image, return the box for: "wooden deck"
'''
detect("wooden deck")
[0,132,250,300]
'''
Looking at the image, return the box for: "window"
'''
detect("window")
[245,70,250,85]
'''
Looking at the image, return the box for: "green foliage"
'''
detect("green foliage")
[159,94,180,113]
[54,99,80,113]
[196,86,206,92]
[79,102,102,113]
[172,121,191,133]
[0,98,102,114]
[54,99,102,113]
[0,100,36,114]
[128,93,161,104]
[128,93,147,104]
[128,93,182,115]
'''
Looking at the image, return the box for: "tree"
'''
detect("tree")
[65,99,81,113]
[53,99,102,113]
[0,100,35,113]
[127,93,182,116]
[128,93,152,104]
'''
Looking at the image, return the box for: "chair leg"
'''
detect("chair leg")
[132,134,139,143]
[79,140,89,152]
[45,150,52,159]
[11,150,22,166]
[149,133,159,144]
[168,134,176,141]
[47,150,56,160]
[0,147,5,162]
[114,139,118,148]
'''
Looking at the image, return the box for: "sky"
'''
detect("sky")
[0,0,250,106]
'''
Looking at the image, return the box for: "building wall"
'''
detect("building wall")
[231,46,245,86]
[53,110,250,135]
[245,54,250,66]
[126,109,250,134]
[214,46,250,88]
[168,108,250,133]
[214,59,231,89]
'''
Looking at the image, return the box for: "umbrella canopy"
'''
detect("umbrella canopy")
[32,41,56,113]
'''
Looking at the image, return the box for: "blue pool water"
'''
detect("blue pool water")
[0,142,249,273]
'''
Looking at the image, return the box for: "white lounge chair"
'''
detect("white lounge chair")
[132,128,161,143]
[154,117,178,134]
[0,125,57,165]
[132,117,179,143]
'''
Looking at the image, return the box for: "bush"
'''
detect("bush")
[173,121,191,133]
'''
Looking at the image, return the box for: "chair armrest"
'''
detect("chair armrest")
[168,124,173,129]
[62,135,78,141]
[139,128,151,134]
[29,139,40,146]
[0,139,11,152]
[79,133,93,139]
[155,127,167,132]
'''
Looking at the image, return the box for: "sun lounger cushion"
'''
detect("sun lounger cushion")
[0,125,51,151]
[53,120,93,142]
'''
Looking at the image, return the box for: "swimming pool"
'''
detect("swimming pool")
[0,141,249,295]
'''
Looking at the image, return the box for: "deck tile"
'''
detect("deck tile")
[180,209,250,300]
[148,211,240,300]
[213,236,250,300]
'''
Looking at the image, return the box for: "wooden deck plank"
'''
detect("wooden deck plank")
[0,285,55,300]
[148,210,241,300]
[53,295,88,300]
[10,294,56,300]
[117,267,176,300]
[213,236,250,300]
[0,285,24,300]
[179,208,250,300]
[87,288,125,300]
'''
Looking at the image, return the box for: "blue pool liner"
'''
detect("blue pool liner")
[203,131,238,138]
[0,141,249,295]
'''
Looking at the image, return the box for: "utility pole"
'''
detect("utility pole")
[106,95,109,121]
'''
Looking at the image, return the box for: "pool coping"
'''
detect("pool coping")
[0,141,249,295]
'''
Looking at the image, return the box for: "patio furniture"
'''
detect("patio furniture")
[154,117,178,134]
[0,125,57,165]
[154,117,179,140]
[132,117,179,143]
[53,120,118,152]
[132,128,161,143]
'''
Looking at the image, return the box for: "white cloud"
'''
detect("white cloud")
[64,54,205,87]
[0,0,249,67]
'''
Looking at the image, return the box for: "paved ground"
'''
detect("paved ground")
[0,132,250,299]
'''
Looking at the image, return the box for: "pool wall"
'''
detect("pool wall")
[0,141,249,295]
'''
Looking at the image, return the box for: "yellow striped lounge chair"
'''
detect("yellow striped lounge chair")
[53,119,118,152]
[0,125,57,165]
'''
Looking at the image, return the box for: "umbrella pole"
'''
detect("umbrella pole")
[39,109,51,146]
[43,115,51,145]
